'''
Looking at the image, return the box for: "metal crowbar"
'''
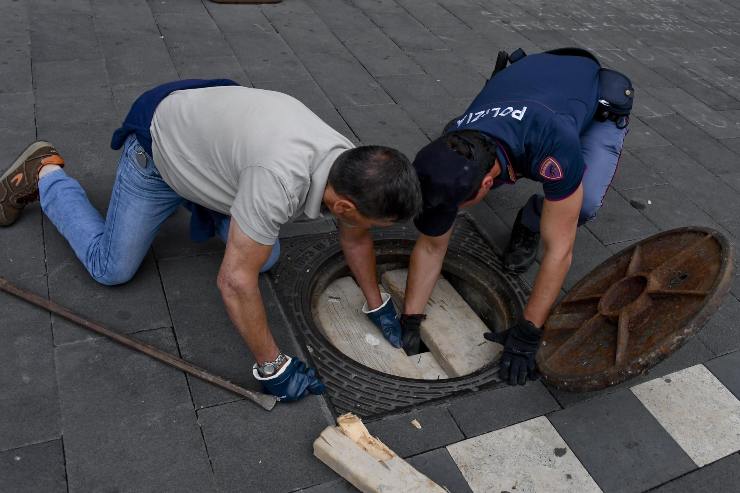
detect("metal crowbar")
[0,277,277,411]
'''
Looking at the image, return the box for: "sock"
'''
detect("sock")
[39,164,62,179]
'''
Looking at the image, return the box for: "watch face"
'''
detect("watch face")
[261,363,277,376]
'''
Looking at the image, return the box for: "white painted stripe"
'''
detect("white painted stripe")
[631,364,740,467]
[447,416,602,493]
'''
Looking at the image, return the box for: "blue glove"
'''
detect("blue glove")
[363,293,402,348]
[252,356,326,402]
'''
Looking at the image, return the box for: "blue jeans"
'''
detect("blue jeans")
[40,135,280,286]
[519,119,629,232]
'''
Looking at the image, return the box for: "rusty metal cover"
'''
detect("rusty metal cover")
[537,227,735,392]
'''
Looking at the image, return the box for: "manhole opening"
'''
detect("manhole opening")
[270,218,530,417]
[310,241,517,381]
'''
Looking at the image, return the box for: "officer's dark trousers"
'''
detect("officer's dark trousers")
[520,119,629,232]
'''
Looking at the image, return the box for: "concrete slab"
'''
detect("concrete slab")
[610,150,667,192]
[56,328,215,491]
[447,416,602,493]
[651,453,740,493]
[30,12,102,62]
[365,406,465,458]
[550,390,695,493]
[197,398,335,492]
[699,296,740,356]
[631,364,740,467]
[0,304,60,450]
[622,184,723,232]
[706,350,740,400]
[32,58,110,99]
[0,440,66,492]
[584,188,658,245]
[447,382,561,439]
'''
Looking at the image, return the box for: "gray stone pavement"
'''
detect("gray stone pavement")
[1,0,740,491]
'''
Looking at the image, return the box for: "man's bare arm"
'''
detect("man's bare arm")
[217,222,278,364]
[404,229,453,314]
[338,222,383,309]
[524,184,583,327]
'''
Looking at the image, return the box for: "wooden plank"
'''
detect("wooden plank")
[407,352,449,380]
[382,269,502,377]
[314,414,446,493]
[315,277,422,378]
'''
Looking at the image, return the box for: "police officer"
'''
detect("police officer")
[383,50,630,385]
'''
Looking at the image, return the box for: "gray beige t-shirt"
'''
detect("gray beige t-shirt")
[150,86,354,245]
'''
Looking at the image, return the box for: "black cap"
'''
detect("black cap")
[412,135,480,236]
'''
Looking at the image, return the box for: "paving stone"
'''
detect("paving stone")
[173,55,251,87]
[484,178,542,211]
[631,91,676,120]
[91,0,160,28]
[0,440,66,492]
[652,453,740,493]
[0,277,60,451]
[632,364,740,467]
[226,29,312,85]
[406,448,474,493]
[585,188,658,245]
[156,12,232,63]
[338,103,429,159]
[45,224,172,344]
[549,390,695,493]
[99,33,177,89]
[147,0,205,15]
[159,255,304,408]
[447,381,560,438]
[57,328,215,491]
[280,217,338,239]
[610,150,667,192]
[364,405,464,458]
[644,87,740,140]
[307,0,424,77]
[548,336,715,408]
[698,296,740,356]
[630,145,739,222]
[35,92,118,136]
[298,478,356,492]
[0,36,32,95]
[262,7,392,107]
[624,117,672,149]
[33,58,110,99]
[622,184,723,232]
[197,397,335,493]
[357,5,448,52]
[0,91,36,159]
[642,113,739,175]
[30,12,102,62]
[706,350,740,400]
[406,49,487,100]
[447,416,601,493]
[29,0,92,15]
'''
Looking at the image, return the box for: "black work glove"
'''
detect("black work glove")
[484,320,542,385]
[400,314,426,355]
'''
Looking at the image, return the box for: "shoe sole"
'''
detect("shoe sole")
[0,140,55,182]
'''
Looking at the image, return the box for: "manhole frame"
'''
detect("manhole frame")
[270,216,529,418]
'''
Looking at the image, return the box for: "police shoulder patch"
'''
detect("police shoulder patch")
[539,156,563,181]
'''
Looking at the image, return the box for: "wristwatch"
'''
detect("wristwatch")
[255,352,288,377]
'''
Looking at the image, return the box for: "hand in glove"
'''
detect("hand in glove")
[363,293,402,348]
[400,314,426,355]
[253,356,326,402]
[484,320,542,385]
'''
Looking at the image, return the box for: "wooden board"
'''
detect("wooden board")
[382,269,502,377]
[315,277,422,378]
[314,414,446,493]
[408,352,449,380]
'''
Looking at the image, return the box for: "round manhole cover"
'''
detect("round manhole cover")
[538,227,734,392]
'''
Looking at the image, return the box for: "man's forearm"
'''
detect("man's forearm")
[220,280,279,364]
[523,250,572,327]
[340,228,383,310]
[404,234,449,314]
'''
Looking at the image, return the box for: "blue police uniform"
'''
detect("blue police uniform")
[414,53,629,236]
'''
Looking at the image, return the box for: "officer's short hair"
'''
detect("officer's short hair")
[328,146,422,222]
[446,131,497,199]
